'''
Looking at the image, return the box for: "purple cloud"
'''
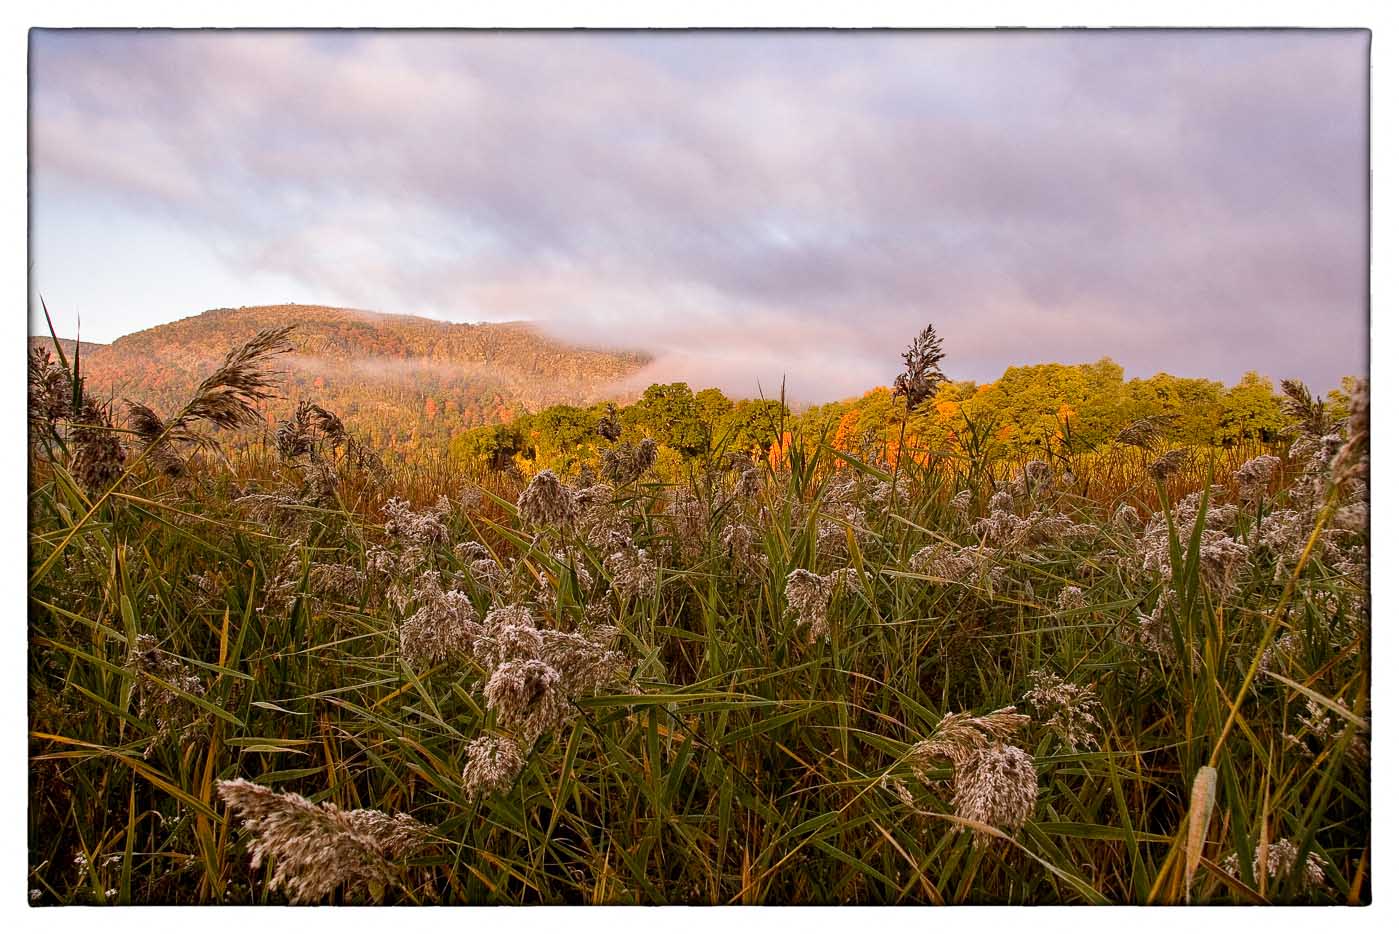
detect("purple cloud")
[29,29,1368,401]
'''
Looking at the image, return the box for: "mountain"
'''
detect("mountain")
[43,305,651,457]
[28,336,108,361]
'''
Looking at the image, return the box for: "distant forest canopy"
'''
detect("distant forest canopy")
[453,358,1363,477]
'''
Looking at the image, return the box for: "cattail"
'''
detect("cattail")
[516,469,578,529]
[461,734,525,802]
[1184,766,1218,890]
[217,778,429,904]
[1148,449,1188,481]
[950,742,1039,846]
[484,658,569,743]
[1023,669,1099,751]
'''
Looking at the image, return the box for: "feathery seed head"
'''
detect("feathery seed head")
[1056,585,1086,611]
[892,324,947,409]
[1235,454,1281,499]
[217,778,429,904]
[1115,415,1171,450]
[951,742,1039,846]
[399,573,480,670]
[908,706,1030,773]
[1148,449,1188,481]
[461,735,525,802]
[71,400,127,493]
[484,658,569,743]
[517,469,579,529]
[604,546,657,600]
[1022,669,1100,752]
[1220,838,1328,893]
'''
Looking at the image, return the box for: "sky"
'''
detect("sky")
[29,29,1369,402]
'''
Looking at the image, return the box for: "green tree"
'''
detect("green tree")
[717,399,788,457]
[451,422,530,471]
[1215,371,1287,446]
[528,404,599,473]
[625,382,709,456]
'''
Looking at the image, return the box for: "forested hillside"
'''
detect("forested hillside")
[27,335,107,360]
[47,305,650,460]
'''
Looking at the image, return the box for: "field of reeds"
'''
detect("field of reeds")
[27,326,1370,906]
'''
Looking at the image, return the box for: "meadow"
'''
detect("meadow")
[27,325,1369,906]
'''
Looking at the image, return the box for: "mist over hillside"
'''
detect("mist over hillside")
[35,305,651,458]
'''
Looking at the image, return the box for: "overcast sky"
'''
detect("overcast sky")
[29,29,1368,401]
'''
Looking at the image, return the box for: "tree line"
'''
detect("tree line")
[450,358,1360,477]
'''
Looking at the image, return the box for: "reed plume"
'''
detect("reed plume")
[217,778,429,904]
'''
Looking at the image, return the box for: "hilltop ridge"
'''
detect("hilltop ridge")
[48,304,651,456]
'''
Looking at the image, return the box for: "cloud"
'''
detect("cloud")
[29,29,1369,400]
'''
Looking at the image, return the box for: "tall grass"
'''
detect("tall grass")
[27,337,1368,906]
